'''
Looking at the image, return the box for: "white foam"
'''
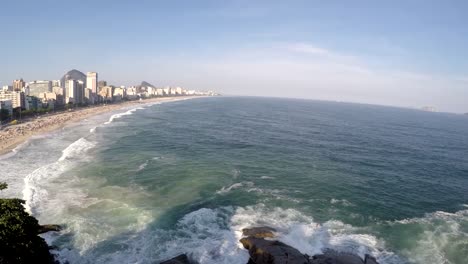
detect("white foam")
[390,208,468,264]
[330,198,354,207]
[230,204,402,263]
[104,107,144,125]
[231,169,241,178]
[59,138,96,161]
[260,176,275,179]
[136,160,149,171]
[22,137,97,214]
[52,207,248,264]
[216,182,254,194]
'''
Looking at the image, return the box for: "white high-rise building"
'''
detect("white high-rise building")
[86,72,98,94]
[66,80,77,104]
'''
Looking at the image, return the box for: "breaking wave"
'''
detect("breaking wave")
[104,107,144,125]
[216,182,254,194]
[23,137,96,214]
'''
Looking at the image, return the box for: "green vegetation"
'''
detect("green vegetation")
[0,182,55,264]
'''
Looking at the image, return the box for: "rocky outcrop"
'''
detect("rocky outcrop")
[310,251,372,264]
[240,237,310,264]
[242,226,277,238]
[240,226,379,264]
[38,224,62,234]
[159,254,190,264]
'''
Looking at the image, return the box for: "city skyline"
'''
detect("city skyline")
[1,1,468,112]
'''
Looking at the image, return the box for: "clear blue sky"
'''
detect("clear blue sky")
[1,0,468,112]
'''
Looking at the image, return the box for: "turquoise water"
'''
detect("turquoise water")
[1,97,467,264]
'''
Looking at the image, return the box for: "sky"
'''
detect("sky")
[1,0,468,113]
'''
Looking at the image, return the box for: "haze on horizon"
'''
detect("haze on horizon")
[1,0,467,113]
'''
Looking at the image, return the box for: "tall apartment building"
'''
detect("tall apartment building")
[28,80,52,97]
[66,80,78,104]
[13,79,26,92]
[86,72,98,94]
[0,91,24,109]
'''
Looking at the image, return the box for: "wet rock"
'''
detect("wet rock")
[240,237,310,264]
[364,254,378,264]
[159,254,190,264]
[310,251,364,264]
[239,226,379,264]
[242,226,277,238]
[38,224,62,234]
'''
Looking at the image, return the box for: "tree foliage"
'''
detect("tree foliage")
[0,182,55,264]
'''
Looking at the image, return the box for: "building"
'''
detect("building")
[125,87,137,100]
[98,80,107,89]
[13,79,25,92]
[53,86,64,96]
[163,87,170,96]
[28,80,52,97]
[156,88,164,96]
[86,72,98,94]
[113,87,125,102]
[84,88,91,104]
[25,96,39,110]
[40,93,58,109]
[2,85,13,92]
[99,86,114,102]
[66,80,77,104]
[0,100,13,115]
[0,91,24,109]
[77,80,85,104]
[51,80,61,87]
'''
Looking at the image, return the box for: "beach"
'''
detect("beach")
[0,96,197,156]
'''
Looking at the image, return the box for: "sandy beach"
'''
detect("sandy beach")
[0,96,198,156]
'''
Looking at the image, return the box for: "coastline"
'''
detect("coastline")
[0,96,200,156]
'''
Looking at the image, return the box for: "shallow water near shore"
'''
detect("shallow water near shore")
[1,97,467,264]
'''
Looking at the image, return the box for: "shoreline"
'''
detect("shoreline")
[0,96,201,156]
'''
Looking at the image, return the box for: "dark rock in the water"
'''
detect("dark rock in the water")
[239,225,380,264]
[240,237,310,264]
[364,254,378,264]
[160,254,190,264]
[38,224,62,234]
[310,251,364,264]
[242,226,277,238]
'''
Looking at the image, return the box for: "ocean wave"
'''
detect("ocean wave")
[104,107,144,125]
[388,208,468,264]
[49,204,468,264]
[216,182,254,194]
[230,204,402,264]
[330,198,354,207]
[136,160,149,171]
[23,137,97,214]
[59,138,96,161]
[231,169,241,178]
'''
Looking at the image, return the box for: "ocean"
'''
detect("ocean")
[0,97,467,264]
